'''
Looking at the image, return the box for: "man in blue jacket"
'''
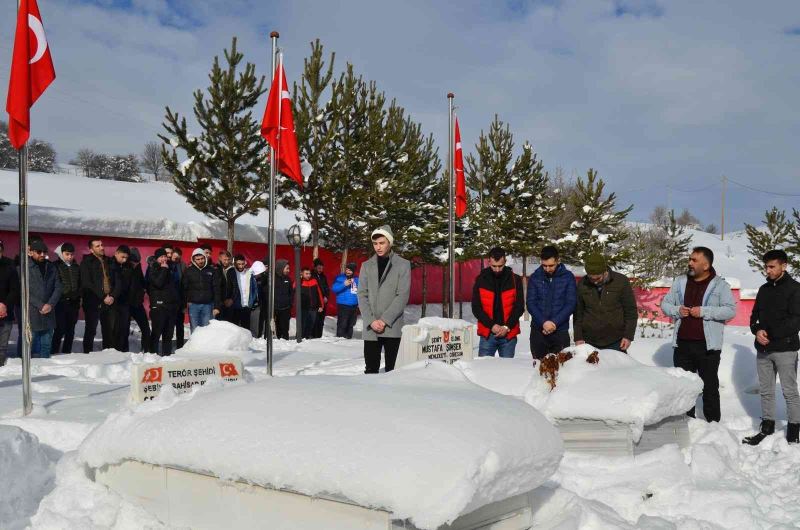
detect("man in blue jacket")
[332,262,359,339]
[526,245,576,360]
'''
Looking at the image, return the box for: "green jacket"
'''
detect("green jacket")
[573,269,638,347]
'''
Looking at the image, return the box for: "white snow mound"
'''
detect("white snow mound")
[0,425,56,528]
[178,320,252,354]
[79,363,563,529]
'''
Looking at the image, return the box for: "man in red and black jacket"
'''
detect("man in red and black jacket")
[471,247,525,358]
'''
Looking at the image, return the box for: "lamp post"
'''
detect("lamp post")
[287,224,305,343]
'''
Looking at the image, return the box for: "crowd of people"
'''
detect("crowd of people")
[0,235,364,365]
[471,244,799,444]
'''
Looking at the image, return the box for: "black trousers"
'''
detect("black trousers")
[175,308,185,348]
[274,308,291,339]
[336,304,358,339]
[364,337,401,374]
[129,304,151,353]
[234,307,252,329]
[674,339,721,422]
[312,305,326,338]
[114,304,131,352]
[53,298,80,354]
[150,305,176,356]
[530,328,570,360]
[83,301,115,353]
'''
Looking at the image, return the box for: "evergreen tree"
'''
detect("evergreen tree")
[554,168,633,265]
[160,37,269,252]
[745,207,795,271]
[278,40,341,258]
[106,154,141,182]
[28,139,56,173]
[660,209,691,277]
[0,121,17,170]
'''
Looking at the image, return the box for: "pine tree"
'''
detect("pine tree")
[555,168,633,265]
[278,40,341,258]
[661,209,691,277]
[160,37,269,252]
[0,121,16,170]
[28,139,57,173]
[745,207,794,272]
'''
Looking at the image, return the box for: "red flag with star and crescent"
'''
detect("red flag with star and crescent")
[6,0,56,150]
[260,56,304,187]
[454,117,467,218]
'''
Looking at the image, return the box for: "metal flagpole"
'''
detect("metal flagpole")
[266,31,279,376]
[447,93,455,319]
[19,144,32,415]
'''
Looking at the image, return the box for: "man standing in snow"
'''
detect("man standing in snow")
[171,248,186,348]
[527,245,576,360]
[273,259,293,339]
[147,248,178,356]
[743,249,800,445]
[53,242,81,354]
[472,247,525,358]
[217,251,236,323]
[574,253,637,352]
[126,248,151,353]
[182,248,221,331]
[661,247,736,423]
[332,262,359,339]
[311,258,329,338]
[232,255,258,330]
[80,238,116,353]
[26,240,62,358]
[359,226,411,373]
[110,245,133,351]
[300,266,324,339]
[0,242,19,366]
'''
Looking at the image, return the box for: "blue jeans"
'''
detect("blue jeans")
[31,329,54,358]
[478,335,517,358]
[188,303,213,331]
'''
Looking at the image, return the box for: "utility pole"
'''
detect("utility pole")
[721,175,726,241]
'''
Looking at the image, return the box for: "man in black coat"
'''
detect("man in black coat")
[182,248,221,331]
[273,259,293,339]
[311,258,329,338]
[171,247,187,348]
[148,248,179,355]
[217,250,236,322]
[53,242,81,354]
[744,249,800,446]
[127,248,151,353]
[80,238,116,353]
[0,240,19,366]
[110,245,133,351]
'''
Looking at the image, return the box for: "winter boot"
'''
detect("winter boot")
[787,423,799,444]
[742,419,775,446]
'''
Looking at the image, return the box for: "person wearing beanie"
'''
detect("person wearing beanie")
[52,242,81,354]
[147,246,179,356]
[359,225,410,373]
[573,252,638,354]
[180,248,222,331]
[662,246,736,423]
[332,261,360,339]
[311,257,330,338]
[125,247,151,353]
[0,240,19,365]
[271,258,293,339]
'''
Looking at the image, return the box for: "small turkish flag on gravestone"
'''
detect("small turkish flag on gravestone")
[6,0,56,149]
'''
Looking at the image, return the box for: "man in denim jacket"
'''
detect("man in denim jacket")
[661,246,736,422]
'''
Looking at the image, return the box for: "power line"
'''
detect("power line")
[727,177,800,197]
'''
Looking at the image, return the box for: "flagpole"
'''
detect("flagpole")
[19,143,32,416]
[266,31,279,376]
[447,93,455,319]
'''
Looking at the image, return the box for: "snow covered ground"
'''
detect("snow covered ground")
[1,307,799,529]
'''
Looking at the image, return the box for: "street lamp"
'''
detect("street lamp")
[287,224,306,343]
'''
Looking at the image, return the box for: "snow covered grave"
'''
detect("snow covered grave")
[455,344,702,457]
[397,317,476,368]
[82,363,563,530]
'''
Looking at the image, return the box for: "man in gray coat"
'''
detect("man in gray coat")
[26,240,62,358]
[358,225,411,374]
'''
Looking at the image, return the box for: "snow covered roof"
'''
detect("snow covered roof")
[0,169,297,243]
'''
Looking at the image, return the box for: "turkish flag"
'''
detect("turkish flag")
[260,57,303,187]
[5,0,56,150]
[454,117,467,218]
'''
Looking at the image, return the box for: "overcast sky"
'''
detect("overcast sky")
[2,0,799,231]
